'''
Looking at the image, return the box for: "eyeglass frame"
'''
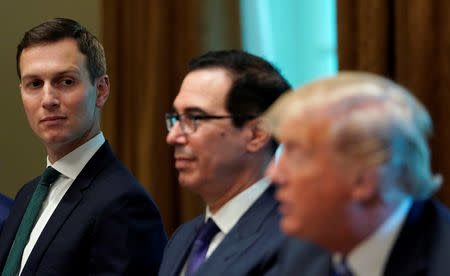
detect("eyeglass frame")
[165,111,255,134]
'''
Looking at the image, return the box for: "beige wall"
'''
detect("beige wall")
[0,1,100,198]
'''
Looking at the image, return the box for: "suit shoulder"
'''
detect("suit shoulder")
[72,149,162,223]
[414,199,450,275]
[429,199,450,244]
[82,151,152,201]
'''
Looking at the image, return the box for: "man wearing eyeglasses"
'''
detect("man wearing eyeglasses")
[159,50,325,276]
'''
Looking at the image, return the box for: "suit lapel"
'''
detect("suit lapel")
[22,142,115,273]
[196,186,278,275]
[383,200,432,276]
[279,238,330,276]
[0,179,39,269]
[169,216,205,276]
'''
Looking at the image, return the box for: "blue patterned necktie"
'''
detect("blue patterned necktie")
[2,167,60,276]
[331,257,354,276]
[185,218,220,276]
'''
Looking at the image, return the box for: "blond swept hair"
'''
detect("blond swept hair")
[264,72,441,200]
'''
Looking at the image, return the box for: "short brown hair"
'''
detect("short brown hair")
[17,18,106,84]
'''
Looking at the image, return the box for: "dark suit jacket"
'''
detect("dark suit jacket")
[0,194,13,232]
[160,186,299,276]
[278,238,329,276]
[280,199,450,276]
[0,141,167,275]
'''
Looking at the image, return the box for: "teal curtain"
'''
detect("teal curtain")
[240,0,337,88]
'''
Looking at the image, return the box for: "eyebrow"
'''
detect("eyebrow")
[54,70,81,78]
[21,69,81,82]
[172,106,207,114]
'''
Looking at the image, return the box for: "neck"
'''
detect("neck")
[206,170,266,214]
[204,152,271,214]
[329,199,402,255]
[47,128,100,163]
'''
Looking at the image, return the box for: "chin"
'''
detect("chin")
[41,135,70,146]
[178,173,200,190]
[38,129,67,141]
[280,216,303,238]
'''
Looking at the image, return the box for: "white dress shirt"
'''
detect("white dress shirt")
[19,133,105,275]
[179,177,271,276]
[333,197,413,276]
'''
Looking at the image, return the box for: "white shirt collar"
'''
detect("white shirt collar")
[334,197,413,276]
[46,132,105,179]
[205,177,270,234]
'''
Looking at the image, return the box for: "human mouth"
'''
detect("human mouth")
[174,156,196,169]
[276,190,290,215]
[278,202,290,216]
[173,147,196,169]
[40,116,67,126]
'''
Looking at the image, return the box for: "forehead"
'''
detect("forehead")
[19,38,86,78]
[173,68,232,113]
[277,112,331,149]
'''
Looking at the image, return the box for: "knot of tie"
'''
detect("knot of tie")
[196,219,220,246]
[185,218,220,276]
[39,166,61,187]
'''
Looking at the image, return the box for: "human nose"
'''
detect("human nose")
[42,83,59,110]
[266,154,284,186]
[166,120,187,145]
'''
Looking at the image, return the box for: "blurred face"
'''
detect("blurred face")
[266,115,352,242]
[20,38,108,161]
[166,68,248,201]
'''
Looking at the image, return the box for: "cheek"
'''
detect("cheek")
[286,171,323,219]
[279,185,308,237]
[67,91,96,118]
[21,96,39,121]
[287,171,314,196]
[196,149,218,176]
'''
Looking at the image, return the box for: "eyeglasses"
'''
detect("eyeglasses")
[165,112,234,134]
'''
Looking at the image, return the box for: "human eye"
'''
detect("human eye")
[53,73,80,89]
[169,112,180,123]
[57,77,77,88]
[182,111,201,120]
[190,114,206,120]
[62,79,74,86]
[24,79,43,89]
[284,142,311,164]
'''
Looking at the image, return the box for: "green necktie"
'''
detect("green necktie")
[2,166,60,276]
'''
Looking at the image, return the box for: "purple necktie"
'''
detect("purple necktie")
[185,219,220,276]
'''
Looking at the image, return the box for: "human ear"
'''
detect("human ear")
[246,118,271,152]
[350,166,379,203]
[96,74,110,108]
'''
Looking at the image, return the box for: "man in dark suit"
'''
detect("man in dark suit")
[264,72,450,275]
[0,194,13,232]
[159,50,324,276]
[0,18,167,275]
